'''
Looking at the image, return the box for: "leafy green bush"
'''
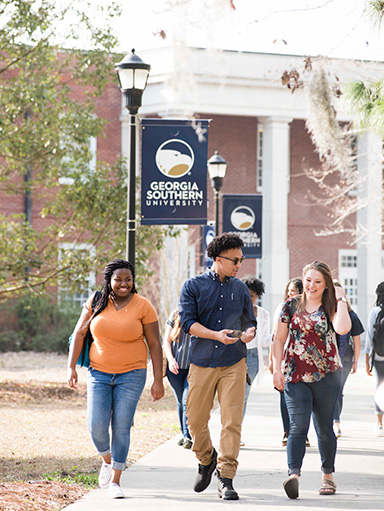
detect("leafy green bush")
[0,294,80,352]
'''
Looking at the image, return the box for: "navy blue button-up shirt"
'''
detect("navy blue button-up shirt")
[178,268,257,368]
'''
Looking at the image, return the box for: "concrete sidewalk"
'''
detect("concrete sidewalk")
[66,364,384,510]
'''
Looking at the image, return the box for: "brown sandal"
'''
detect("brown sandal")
[319,479,336,495]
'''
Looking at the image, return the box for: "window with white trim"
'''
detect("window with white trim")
[59,136,97,185]
[58,243,96,308]
[338,249,358,306]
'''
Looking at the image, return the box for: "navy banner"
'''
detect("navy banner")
[222,194,262,258]
[202,224,215,268]
[141,119,210,225]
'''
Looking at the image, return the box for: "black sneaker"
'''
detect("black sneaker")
[183,438,193,449]
[217,470,239,500]
[193,448,217,492]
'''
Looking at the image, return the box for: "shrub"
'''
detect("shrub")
[0,294,80,353]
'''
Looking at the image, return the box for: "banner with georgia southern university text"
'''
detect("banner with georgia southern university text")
[141,119,210,225]
[222,194,262,258]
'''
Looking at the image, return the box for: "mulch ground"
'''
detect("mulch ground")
[0,481,86,511]
[0,353,179,511]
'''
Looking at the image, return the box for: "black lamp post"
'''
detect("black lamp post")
[207,151,228,236]
[115,49,151,267]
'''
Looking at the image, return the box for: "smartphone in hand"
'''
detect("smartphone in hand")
[227,329,243,339]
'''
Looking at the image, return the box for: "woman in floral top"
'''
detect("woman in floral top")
[272,261,351,500]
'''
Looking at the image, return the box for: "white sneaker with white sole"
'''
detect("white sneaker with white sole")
[109,483,125,499]
[98,462,112,487]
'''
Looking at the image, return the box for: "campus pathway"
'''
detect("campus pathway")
[66,357,384,510]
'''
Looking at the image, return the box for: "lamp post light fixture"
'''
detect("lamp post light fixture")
[115,49,151,267]
[207,151,228,236]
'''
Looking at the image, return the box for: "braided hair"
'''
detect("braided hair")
[90,259,137,323]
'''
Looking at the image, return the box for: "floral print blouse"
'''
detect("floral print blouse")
[280,298,342,383]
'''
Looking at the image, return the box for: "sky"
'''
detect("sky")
[111,0,384,61]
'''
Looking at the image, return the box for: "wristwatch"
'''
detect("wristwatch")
[337,296,347,303]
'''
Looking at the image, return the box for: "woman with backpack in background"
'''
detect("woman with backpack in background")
[332,280,364,439]
[365,281,384,437]
[272,261,351,499]
[163,309,192,449]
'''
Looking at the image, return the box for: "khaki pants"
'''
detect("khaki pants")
[186,358,246,479]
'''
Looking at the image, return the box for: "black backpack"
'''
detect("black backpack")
[372,308,384,357]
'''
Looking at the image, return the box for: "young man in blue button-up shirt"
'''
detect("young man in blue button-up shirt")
[178,232,256,500]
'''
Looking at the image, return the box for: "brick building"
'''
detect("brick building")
[134,47,383,326]
[3,46,382,329]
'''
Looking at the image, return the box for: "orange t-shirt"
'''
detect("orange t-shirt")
[85,293,158,374]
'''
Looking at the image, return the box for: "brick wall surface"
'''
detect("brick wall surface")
[0,77,122,235]
[289,119,354,279]
[1,80,357,290]
[188,116,354,281]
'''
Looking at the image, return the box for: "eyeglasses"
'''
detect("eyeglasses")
[219,255,245,265]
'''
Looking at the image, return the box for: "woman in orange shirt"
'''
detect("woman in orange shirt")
[67,259,164,499]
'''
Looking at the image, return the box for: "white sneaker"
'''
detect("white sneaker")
[109,482,125,499]
[98,462,112,487]
[373,425,384,437]
[334,425,342,438]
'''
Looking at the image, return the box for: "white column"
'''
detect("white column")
[260,116,292,316]
[356,132,383,330]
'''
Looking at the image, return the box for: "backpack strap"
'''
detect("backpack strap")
[372,307,384,357]
[91,290,102,312]
[286,295,300,321]
[79,290,102,366]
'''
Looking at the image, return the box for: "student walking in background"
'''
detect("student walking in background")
[240,276,271,423]
[179,233,256,501]
[333,280,363,438]
[67,259,164,499]
[273,261,351,499]
[163,309,192,449]
[365,281,384,436]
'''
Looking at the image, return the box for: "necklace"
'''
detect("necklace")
[110,293,133,311]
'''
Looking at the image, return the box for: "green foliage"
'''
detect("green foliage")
[345,80,384,135]
[44,467,98,488]
[367,1,384,29]
[0,0,178,298]
[344,5,384,137]
[0,293,79,352]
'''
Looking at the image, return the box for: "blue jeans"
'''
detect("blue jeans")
[284,370,341,476]
[280,391,290,433]
[334,347,353,422]
[166,367,191,439]
[373,360,384,415]
[243,348,259,417]
[87,367,146,471]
